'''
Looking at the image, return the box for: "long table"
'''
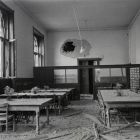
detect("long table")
[44,88,74,92]
[38,88,75,104]
[0,91,68,114]
[33,88,74,103]
[0,98,52,134]
[99,89,140,127]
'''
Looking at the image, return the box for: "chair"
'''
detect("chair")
[48,94,59,114]
[97,90,120,126]
[97,91,106,123]
[0,103,15,132]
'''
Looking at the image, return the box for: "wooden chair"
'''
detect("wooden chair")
[0,103,15,132]
[97,91,106,123]
[97,90,120,126]
[48,95,59,114]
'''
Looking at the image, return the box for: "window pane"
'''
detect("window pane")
[34,54,39,67]
[111,68,127,83]
[111,68,122,76]
[130,67,140,89]
[0,11,4,38]
[33,28,44,67]
[98,69,110,83]
[41,44,44,55]
[39,44,42,54]
[0,39,3,77]
[10,44,15,76]
[5,41,9,77]
[66,69,78,83]
[54,69,65,83]
[38,55,42,66]
[0,4,15,78]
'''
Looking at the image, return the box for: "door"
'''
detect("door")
[79,60,89,94]
[78,58,101,96]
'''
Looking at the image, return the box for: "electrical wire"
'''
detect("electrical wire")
[72,6,84,53]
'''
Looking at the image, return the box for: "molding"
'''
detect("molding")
[128,8,140,29]
[0,1,14,13]
[46,26,128,32]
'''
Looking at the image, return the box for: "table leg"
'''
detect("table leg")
[66,93,69,105]
[106,108,111,128]
[36,109,40,134]
[46,106,49,125]
[58,96,61,115]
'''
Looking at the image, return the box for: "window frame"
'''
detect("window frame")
[0,1,16,78]
[33,27,45,67]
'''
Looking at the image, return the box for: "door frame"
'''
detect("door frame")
[77,58,102,98]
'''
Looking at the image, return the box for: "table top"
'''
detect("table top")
[0,91,67,97]
[0,98,52,106]
[100,89,140,103]
[43,88,74,92]
[23,88,74,93]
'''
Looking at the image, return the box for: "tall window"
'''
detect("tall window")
[0,2,15,77]
[33,28,44,67]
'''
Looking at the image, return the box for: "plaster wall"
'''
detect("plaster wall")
[2,0,47,78]
[46,30,129,66]
[129,13,140,64]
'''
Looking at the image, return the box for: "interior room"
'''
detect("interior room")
[1,0,140,139]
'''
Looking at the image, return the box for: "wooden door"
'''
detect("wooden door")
[78,58,101,95]
[79,60,89,94]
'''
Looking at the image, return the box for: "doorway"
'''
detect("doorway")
[78,58,102,98]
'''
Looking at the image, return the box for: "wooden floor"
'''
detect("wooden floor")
[0,97,140,140]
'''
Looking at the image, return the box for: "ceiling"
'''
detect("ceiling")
[14,0,140,31]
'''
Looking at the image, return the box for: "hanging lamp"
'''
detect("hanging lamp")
[60,6,92,58]
[73,7,85,54]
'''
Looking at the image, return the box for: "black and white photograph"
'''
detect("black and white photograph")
[0,0,140,139]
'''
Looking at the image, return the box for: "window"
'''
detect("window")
[0,2,15,77]
[33,28,44,67]
[54,69,78,84]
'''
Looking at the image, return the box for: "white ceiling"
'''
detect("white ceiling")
[14,0,140,31]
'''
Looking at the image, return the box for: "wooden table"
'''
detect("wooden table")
[38,88,75,105]
[45,88,74,92]
[0,98,52,134]
[99,89,140,127]
[0,91,67,114]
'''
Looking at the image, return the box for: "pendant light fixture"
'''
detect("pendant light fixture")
[60,4,92,58]
[73,6,85,54]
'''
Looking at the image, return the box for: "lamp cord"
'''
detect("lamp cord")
[73,7,83,49]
